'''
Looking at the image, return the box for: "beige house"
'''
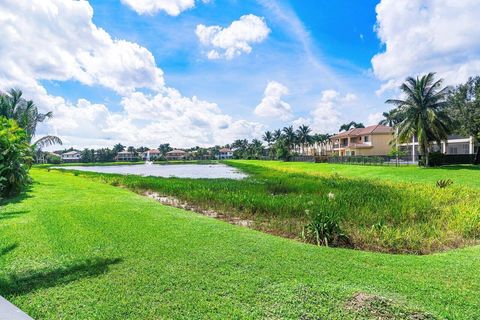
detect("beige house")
[217,148,233,159]
[115,151,137,161]
[331,125,394,156]
[166,150,187,160]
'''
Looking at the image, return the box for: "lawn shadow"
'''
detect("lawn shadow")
[439,165,480,171]
[0,211,29,221]
[0,244,18,257]
[0,257,123,296]
[0,189,33,206]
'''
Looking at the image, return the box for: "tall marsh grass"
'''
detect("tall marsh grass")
[53,162,480,254]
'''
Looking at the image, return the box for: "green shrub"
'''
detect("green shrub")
[302,208,349,247]
[0,117,32,198]
[428,151,445,167]
[46,153,62,164]
[436,179,453,188]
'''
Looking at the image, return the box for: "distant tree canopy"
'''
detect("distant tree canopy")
[447,76,480,164]
[339,121,365,132]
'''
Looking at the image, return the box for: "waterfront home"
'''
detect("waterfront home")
[166,150,187,160]
[61,150,81,163]
[330,125,394,156]
[399,135,477,162]
[217,148,233,159]
[115,151,137,161]
[141,149,162,160]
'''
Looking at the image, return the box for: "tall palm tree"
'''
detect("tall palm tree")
[0,89,62,154]
[386,73,452,167]
[262,131,273,146]
[296,124,313,155]
[379,109,404,127]
[272,129,282,142]
[282,126,296,151]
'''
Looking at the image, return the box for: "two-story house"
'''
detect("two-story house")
[217,148,233,159]
[331,125,394,156]
[61,150,81,163]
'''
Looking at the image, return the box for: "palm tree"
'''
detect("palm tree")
[0,89,62,157]
[339,121,365,132]
[296,124,313,155]
[272,129,282,142]
[282,126,296,151]
[379,109,404,127]
[262,131,273,146]
[248,139,264,159]
[386,73,452,167]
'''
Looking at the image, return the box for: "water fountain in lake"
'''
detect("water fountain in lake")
[145,150,153,165]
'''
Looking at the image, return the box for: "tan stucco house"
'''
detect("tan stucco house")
[331,124,394,156]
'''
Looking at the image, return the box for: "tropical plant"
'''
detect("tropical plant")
[379,109,404,127]
[158,143,173,156]
[262,131,273,146]
[113,143,126,153]
[272,129,282,142]
[0,117,32,198]
[339,121,365,132]
[296,124,313,155]
[0,89,62,160]
[386,73,452,167]
[436,179,453,189]
[248,139,264,159]
[282,126,296,151]
[447,76,480,164]
[302,208,348,247]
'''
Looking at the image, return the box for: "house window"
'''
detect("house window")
[364,136,369,142]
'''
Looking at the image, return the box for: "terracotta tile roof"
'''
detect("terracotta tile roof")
[219,148,232,153]
[331,124,393,139]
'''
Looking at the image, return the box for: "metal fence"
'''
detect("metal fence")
[327,155,415,166]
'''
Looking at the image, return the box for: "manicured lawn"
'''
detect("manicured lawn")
[58,161,480,254]
[236,160,480,189]
[0,169,480,319]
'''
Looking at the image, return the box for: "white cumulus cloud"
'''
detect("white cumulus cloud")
[0,0,164,95]
[372,0,480,94]
[196,14,270,60]
[254,81,293,121]
[0,0,263,148]
[120,0,209,16]
[309,90,357,133]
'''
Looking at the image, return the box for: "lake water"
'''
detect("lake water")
[54,163,247,179]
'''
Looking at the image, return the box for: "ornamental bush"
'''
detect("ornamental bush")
[0,117,32,198]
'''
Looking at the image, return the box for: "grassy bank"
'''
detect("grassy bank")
[1,169,480,319]
[55,161,480,254]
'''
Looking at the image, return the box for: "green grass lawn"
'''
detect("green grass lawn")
[1,169,480,319]
[57,161,480,254]
[236,160,480,189]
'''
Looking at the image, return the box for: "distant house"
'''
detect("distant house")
[330,125,394,156]
[141,149,162,161]
[399,135,477,162]
[217,148,233,160]
[61,150,81,163]
[166,150,187,160]
[115,151,137,162]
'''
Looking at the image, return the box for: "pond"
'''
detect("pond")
[53,163,247,179]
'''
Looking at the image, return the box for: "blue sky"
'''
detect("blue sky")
[2,0,480,148]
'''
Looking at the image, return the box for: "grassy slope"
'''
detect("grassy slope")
[234,161,480,189]
[55,161,480,253]
[0,169,479,319]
